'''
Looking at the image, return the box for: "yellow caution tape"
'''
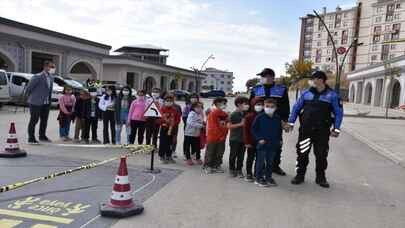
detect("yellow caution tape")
[0,145,155,193]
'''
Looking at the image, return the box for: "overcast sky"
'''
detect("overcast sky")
[1,0,356,91]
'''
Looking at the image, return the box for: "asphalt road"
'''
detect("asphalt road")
[0,99,404,228]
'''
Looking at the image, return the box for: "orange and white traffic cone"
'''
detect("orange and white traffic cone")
[0,122,27,158]
[100,156,144,218]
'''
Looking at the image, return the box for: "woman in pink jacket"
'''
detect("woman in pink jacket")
[58,86,76,141]
[128,90,147,144]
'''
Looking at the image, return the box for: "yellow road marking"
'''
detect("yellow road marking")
[0,209,73,224]
[31,224,58,228]
[0,218,23,227]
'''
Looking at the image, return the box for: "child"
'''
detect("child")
[182,93,200,128]
[145,88,163,147]
[158,95,181,164]
[183,102,204,166]
[205,97,229,174]
[243,97,264,182]
[99,86,116,144]
[128,90,147,145]
[73,90,86,142]
[82,88,101,144]
[228,96,250,178]
[58,86,76,141]
[115,86,134,145]
[251,98,282,187]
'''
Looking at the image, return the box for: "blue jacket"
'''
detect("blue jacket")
[251,113,282,148]
[288,86,343,130]
[25,71,54,106]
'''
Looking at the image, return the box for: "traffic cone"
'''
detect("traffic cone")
[100,156,144,218]
[0,122,27,158]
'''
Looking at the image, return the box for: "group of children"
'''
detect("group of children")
[57,85,282,187]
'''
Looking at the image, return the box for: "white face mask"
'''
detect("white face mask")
[218,104,227,110]
[242,104,250,111]
[137,95,145,100]
[106,91,113,96]
[254,105,264,112]
[308,80,316,88]
[49,68,56,74]
[122,91,130,96]
[264,107,276,116]
[152,93,160,98]
[90,92,98,97]
[190,98,198,103]
[260,78,268,85]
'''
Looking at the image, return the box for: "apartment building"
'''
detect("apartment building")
[201,67,234,93]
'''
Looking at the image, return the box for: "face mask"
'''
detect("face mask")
[90,92,97,97]
[190,98,198,103]
[49,68,56,74]
[152,93,160,98]
[254,105,264,112]
[101,88,106,93]
[218,104,227,110]
[242,104,250,111]
[138,95,145,100]
[194,107,202,113]
[165,101,173,106]
[264,107,276,116]
[106,91,112,96]
[308,80,316,88]
[122,91,130,96]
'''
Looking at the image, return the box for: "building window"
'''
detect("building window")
[228,75,232,79]
[221,74,224,78]
[392,23,401,40]
[381,44,390,60]
[328,23,334,29]
[317,41,322,46]
[327,37,333,46]
[394,13,400,20]
[385,25,391,31]
[375,16,382,23]
[227,82,231,85]
[376,7,383,13]
[343,22,348,27]
[327,49,332,54]
[390,54,396,59]
[315,49,322,63]
[221,81,224,84]
[371,55,378,61]
[341,30,348,44]
[335,14,342,28]
[374,25,382,33]
[373,35,381,43]
[386,4,395,22]
[396,3,401,9]
[384,33,391,41]
[372,45,379,51]
[344,13,348,18]
[391,44,396,50]
[317,33,321,38]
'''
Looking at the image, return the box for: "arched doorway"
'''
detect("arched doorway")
[356,82,363,104]
[349,84,356,103]
[0,51,16,71]
[170,80,178,90]
[390,80,401,108]
[69,61,97,81]
[374,79,384,107]
[188,81,195,92]
[143,77,156,93]
[364,83,373,105]
[181,79,187,90]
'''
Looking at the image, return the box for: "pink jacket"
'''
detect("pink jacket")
[128,98,147,121]
[59,94,76,115]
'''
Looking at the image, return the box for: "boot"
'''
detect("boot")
[315,174,330,188]
[291,174,305,185]
[272,166,286,176]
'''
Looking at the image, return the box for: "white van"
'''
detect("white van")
[0,69,11,107]
[8,72,63,107]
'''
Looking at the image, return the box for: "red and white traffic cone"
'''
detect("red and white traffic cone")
[0,122,27,158]
[100,156,144,218]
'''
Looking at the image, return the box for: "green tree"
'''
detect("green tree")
[245,78,260,92]
[285,59,314,98]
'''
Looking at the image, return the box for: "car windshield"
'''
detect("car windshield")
[65,79,84,88]
[0,72,7,85]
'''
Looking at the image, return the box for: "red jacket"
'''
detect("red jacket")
[243,111,257,145]
[159,106,181,129]
[207,108,229,143]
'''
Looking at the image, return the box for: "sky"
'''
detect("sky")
[1,0,356,91]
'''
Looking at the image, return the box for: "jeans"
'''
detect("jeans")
[28,104,50,140]
[255,143,277,181]
[229,141,245,171]
[103,110,116,144]
[246,146,256,176]
[59,116,72,138]
[205,141,226,168]
[116,112,130,144]
[183,136,201,160]
[129,120,145,144]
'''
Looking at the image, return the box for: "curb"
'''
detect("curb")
[343,126,404,168]
[344,114,405,120]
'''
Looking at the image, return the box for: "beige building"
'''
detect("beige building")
[201,68,234,93]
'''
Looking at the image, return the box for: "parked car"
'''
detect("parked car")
[7,72,63,107]
[226,92,236,97]
[0,70,11,107]
[53,76,84,96]
[200,90,226,98]
[169,90,190,100]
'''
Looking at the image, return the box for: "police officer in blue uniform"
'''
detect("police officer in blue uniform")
[250,68,290,176]
[287,71,343,188]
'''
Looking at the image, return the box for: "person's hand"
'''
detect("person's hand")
[331,129,340,138]
[284,123,294,133]
[240,118,245,126]
[245,144,253,148]
[259,140,266,145]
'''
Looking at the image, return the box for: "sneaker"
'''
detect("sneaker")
[65,137,72,141]
[91,139,101,144]
[39,136,52,143]
[229,170,237,178]
[82,139,90,144]
[245,174,254,182]
[256,179,269,187]
[186,159,194,166]
[315,176,330,188]
[291,175,305,185]
[28,138,40,145]
[267,178,278,187]
[215,166,225,173]
[237,170,245,179]
[195,159,203,165]
[204,167,216,174]
[167,157,176,164]
[273,166,286,176]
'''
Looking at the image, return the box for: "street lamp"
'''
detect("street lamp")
[308,11,363,95]
[192,54,215,93]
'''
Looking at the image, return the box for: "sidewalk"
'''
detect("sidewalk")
[342,103,405,167]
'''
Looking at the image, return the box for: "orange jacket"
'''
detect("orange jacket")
[207,108,229,143]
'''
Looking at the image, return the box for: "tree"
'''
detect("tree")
[245,78,260,91]
[285,59,314,98]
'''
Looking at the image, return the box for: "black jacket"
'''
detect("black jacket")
[74,97,101,119]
